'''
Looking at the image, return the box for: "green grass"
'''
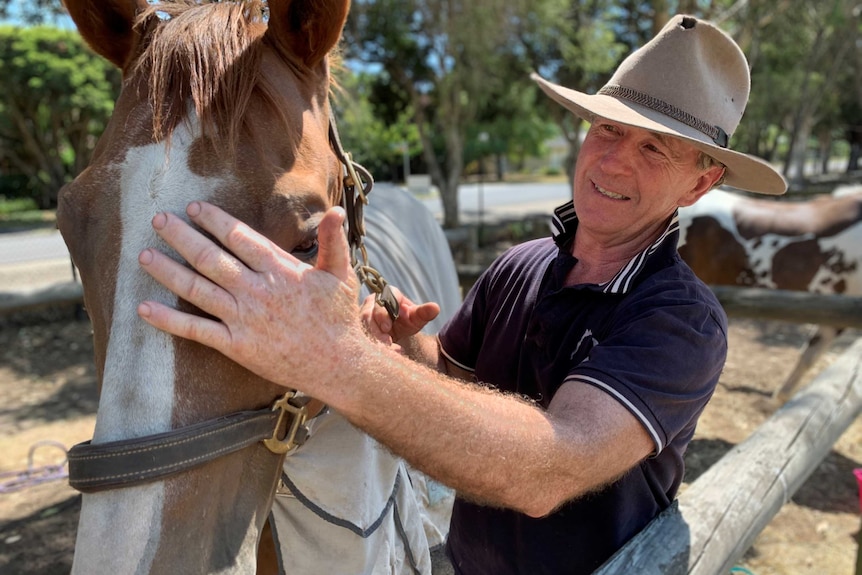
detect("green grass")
[0,197,38,215]
[0,198,56,232]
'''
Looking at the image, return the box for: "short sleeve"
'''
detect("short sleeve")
[439,239,555,374]
[437,275,487,373]
[568,282,727,455]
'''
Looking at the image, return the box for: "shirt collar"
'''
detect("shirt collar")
[550,200,680,295]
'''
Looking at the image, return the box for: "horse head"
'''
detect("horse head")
[57,0,350,572]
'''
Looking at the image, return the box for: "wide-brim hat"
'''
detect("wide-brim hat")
[532,15,786,195]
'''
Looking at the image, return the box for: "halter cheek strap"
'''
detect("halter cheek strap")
[328,119,400,321]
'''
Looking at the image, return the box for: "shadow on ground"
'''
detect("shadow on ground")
[0,494,79,575]
[684,438,861,515]
[0,315,98,432]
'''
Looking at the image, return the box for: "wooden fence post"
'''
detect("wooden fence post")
[596,337,862,574]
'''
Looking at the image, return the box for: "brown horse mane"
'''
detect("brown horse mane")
[133,0,313,160]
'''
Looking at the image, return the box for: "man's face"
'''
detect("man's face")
[572,118,720,247]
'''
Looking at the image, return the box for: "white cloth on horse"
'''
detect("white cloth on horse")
[271,414,431,575]
[270,183,461,574]
[362,183,461,550]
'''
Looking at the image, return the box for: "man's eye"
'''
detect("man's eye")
[291,237,319,260]
[644,143,667,158]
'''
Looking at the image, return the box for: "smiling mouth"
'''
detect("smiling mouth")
[594,182,630,200]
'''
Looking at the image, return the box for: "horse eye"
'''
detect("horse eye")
[291,236,319,260]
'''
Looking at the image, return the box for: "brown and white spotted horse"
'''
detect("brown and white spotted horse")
[57,0,459,573]
[678,187,862,401]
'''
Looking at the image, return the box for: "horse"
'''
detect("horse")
[56,1,460,573]
[678,187,862,401]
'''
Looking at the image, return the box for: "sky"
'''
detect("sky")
[0,1,73,28]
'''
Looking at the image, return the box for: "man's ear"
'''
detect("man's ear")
[678,165,726,207]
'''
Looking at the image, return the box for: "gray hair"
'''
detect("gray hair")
[698,152,726,188]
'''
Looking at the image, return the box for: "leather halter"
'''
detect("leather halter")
[328,119,400,319]
[68,118,398,493]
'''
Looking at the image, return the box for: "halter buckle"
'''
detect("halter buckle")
[263,391,310,454]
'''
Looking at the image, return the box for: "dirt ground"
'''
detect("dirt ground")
[0,309,860,574]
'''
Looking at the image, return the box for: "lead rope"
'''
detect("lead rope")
[0,441,69,493]
[328,119,400,321]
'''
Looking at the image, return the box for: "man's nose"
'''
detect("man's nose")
[599,140,635,176]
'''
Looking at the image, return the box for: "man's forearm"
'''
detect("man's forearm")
[317,336,645,518]
[397,332,441,369]
[326,343,556,515]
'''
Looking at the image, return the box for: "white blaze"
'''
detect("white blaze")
[72,120,235,574]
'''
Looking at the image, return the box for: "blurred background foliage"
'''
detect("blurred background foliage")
[0,0,860,227]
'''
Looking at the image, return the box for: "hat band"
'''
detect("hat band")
[598,85,729,148]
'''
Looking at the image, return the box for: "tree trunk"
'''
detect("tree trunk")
[818,131,831,175]
[650,0,670,37]
[784,115,812,190]
[848,129,862,172]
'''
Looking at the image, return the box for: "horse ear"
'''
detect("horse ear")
[62,0,149,69]
[266,0,350,68]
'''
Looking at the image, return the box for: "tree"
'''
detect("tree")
[0,26,120,207]
[832,3,861,173]
[842,45,862,172]
[777,1,858,186]
[724,0,861,187]
[344,0,541,228]
[469,77,557,180]
[331,68,421,183]
[515,0,624,184]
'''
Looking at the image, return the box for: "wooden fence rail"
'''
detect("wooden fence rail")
[712,286,862,328]
[595,336,862,574]
[0,281,83,317]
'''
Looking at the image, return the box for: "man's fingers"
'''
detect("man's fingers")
[375,303,393,333]
[185,201,285,274]
[414,302,441,323]
[315,207,354,283]
[139,247,237,319]
[360,294,395,342]
[137,300,231,352]
[150,210,254,289]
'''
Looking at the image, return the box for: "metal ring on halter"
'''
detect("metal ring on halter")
[329,119,399,322]
[344,152,368,205]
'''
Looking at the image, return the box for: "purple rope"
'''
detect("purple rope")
[0,440,69,493]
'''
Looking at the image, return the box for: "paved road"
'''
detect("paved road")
[421,181,570,221]
[0,228,69,266]
[0,229,75,292]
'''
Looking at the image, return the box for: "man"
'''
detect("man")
[136,15,786,574]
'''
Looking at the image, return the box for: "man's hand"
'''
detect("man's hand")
[136,201,361,392]
[359,286,439,346]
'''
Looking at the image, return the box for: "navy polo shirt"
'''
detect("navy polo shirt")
[438,201,727,574]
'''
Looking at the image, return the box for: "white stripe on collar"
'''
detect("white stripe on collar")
[551,201,679,295]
